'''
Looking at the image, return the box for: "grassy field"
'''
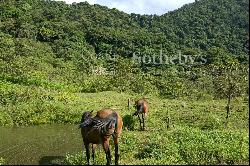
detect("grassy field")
[0,80,249,165]
[63,93,249,165]
[65,128,249,165]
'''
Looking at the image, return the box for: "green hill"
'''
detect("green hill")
[0,0,249,120]
[0,0,248,97]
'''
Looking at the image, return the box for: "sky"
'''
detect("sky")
[55,0,196,15]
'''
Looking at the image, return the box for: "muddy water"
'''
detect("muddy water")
[0,125,83,165]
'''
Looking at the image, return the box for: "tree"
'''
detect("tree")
[211,59,248,122]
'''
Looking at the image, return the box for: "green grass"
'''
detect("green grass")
[63,92,248,165]
[65,127,249,165]
[0,80,249,164]
[0,79,248,129]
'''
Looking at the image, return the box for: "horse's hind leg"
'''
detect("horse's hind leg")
[85,143,90,165]
[113,136,119,165]
[142,113,145,131]
[92,144,97,165]
[137,114,143,130]
[102,138,111,165]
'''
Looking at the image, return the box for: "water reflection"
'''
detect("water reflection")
[0,125,82,165]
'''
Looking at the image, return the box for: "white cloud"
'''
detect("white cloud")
[55,0,195,15]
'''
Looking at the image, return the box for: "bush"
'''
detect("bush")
[122,115,136,131]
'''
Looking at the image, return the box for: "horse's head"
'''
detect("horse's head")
[80,110,94,123]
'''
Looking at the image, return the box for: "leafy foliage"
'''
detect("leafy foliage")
[0,0,248,98]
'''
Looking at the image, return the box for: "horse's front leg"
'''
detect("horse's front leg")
[84,143,90,165]
[102,138,111,165]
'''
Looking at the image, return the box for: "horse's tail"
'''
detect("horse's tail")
[133,104,144,116]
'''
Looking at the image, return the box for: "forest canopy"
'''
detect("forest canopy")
[0,0,249,99]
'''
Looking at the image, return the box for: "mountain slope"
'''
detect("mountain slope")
[0,0,248,97]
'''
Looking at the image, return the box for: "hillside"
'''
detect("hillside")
[0,0,248,98]
[150,0,249,55]
[0,0,249,115]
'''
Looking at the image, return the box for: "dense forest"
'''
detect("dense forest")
[0,0,249,98]
[0,0,249,123]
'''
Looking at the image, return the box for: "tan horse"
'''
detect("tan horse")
[133,98,149,131]
[79,108,123,165]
